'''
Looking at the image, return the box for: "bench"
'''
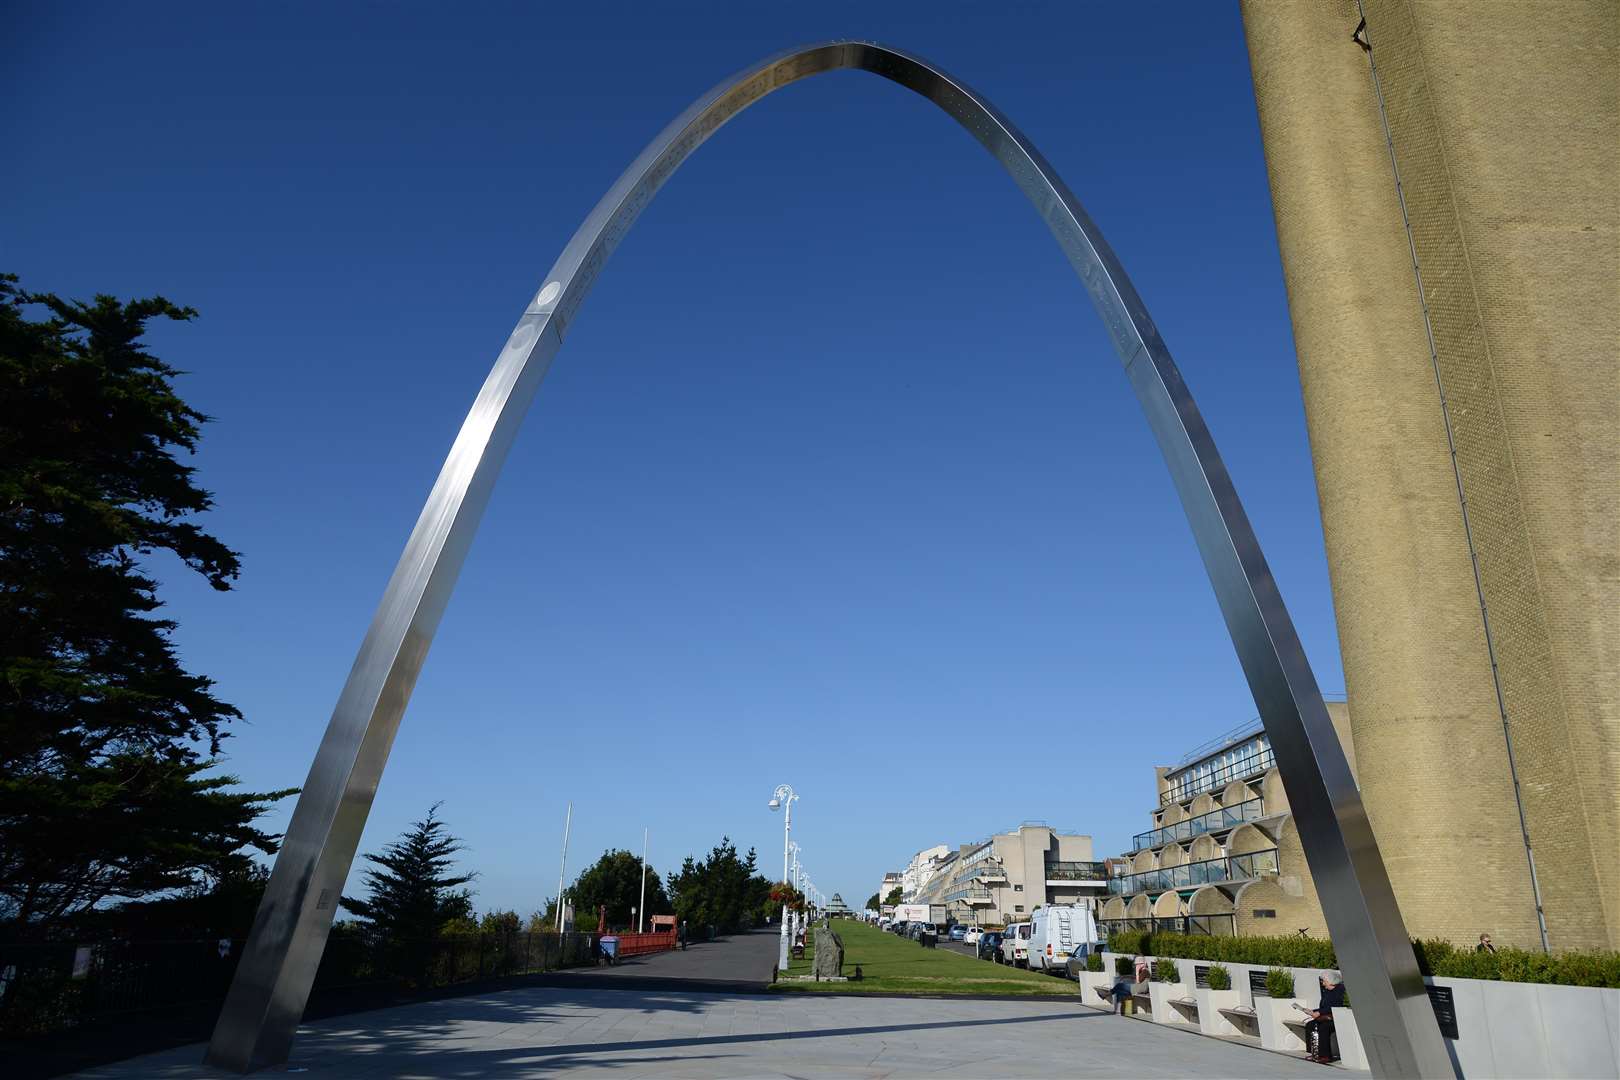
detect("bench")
[1219,1004,1260,1038]
[1168,996,1200,1023]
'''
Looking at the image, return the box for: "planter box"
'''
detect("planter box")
[1078,971,1114,1008]
[1254,996,1309,1054]
[1334,1007,1367,1071]
[1430,975,1620,1079]
[1195,987,1243,1037]
[1149,980,1195,1026]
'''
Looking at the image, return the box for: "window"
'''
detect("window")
[1254,909,1276,918]
[1015,905,1024,913]
[1014,884,1023,892]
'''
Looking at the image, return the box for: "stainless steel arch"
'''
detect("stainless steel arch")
[206,41,1449,1077]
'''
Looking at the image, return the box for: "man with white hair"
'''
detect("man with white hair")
[1303,970,1346,1064]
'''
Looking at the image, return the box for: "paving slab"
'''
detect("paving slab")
[74,985,1366,1078]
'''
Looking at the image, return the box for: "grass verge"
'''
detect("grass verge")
[771,920,1079,996]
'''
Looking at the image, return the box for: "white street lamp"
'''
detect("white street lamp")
[769,784,798,971]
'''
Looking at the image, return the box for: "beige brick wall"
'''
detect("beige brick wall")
[1241,0,1618,950]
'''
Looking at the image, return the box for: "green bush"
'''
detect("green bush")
[1115,956,1135,976]
[1106,929,1146,957]
[1265,967,1295,998]
[1152,958,1179,983]
[1413,938,1620,988]
[1206,963,1231,990]
[1086,952,1103,972]
[1127,931,1338,969]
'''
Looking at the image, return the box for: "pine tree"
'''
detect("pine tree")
[0,275,293,937]
[340,804,475,940]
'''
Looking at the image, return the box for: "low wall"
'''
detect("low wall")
[1098,951,1620,1078]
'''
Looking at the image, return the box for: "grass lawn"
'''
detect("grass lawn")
[772,919,1079,996]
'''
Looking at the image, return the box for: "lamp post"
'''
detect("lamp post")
[768,784,797,971]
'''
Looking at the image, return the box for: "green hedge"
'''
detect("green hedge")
[1103,931,1620,989]
[1206,963,1231,990]
[1414,939,1620,988]
[1151,958,1178,983]
[1109,931,1337,969]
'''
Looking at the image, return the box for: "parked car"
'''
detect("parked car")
[1063,949,1097,982]
[999,922,1031,967]
[948,925,967,941]
[963,927,982,946]
[977,931,1003,960]
[1027,905,1098,974]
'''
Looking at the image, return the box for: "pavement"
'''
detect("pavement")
[72,931,1363,1078]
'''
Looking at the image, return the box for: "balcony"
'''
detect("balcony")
[945,884,992,905]
[1107,848,1279,895]
[1133,797,1265,852]
[1044,860,1107,884]
[1160,745,1275,806]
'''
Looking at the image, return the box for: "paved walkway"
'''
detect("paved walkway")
[76,989,1358,1078]
[552,928,779,990]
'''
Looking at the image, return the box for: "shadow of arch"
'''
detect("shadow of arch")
[1228,822,1277,858]
[204,39,1441,1076]
[1189,834,1222,864]
[1152,890,1186,918]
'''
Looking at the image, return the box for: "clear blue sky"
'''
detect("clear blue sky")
[5,2,1342,914]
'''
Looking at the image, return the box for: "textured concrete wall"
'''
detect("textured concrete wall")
[1241,0,1617,950]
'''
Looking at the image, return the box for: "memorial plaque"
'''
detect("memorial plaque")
[1250,968,1271,996]
[1194,964,1210,989]
[1426,985,1459,1039]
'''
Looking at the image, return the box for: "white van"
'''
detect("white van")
[999,921,1031,966]
[1026,905,1098,973]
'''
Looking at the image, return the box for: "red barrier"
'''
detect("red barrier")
[613,930,677,957]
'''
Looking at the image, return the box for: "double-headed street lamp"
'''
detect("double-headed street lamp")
[768,784,798,971]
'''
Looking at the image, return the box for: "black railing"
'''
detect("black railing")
[1107,848,1279,895]
[1161,745,1275,806]
[1100,914,1236,938]
[1133,797,1265,852]
[0,930,599,1038]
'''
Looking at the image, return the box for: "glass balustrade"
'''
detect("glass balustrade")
[1131,797,1265,853]
[1160,745,1275,806]
[1044,860,1107,880]
[1106,847,1279,895]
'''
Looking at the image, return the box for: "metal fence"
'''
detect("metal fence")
[0,931,599,1038]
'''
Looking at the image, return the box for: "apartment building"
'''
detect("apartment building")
[1098,704,1354,939]
[900,845,951,901]
[876,871,903,908]
[913,823,1106,927]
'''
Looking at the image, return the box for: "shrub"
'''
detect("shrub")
[1086,952,1103,972]
[1265,967,1295,998]
[1152,958,1179,983]
[1206,963,1231,990]
[1115,956,1135,977]
[1412,938,1620,988]
[1106,928,1146,957]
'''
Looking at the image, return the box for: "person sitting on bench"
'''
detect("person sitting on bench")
[1303,971,1345,1064]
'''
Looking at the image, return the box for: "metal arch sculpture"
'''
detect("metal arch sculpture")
[207,42,1449,1076]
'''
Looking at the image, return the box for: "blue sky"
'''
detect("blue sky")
[5,2,1341,914]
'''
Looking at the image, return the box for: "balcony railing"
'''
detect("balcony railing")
[1044,860,1107,881]
[1107,847,1279,895]
[1100,914,1236,938]
[945,884,993,904]
[1133,797,1265,852]
[1160,745,1275,806]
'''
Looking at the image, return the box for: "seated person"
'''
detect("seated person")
[1303,972,1345,1063]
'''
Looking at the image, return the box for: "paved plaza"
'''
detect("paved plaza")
[74,932,1360,1079]
[75,987,1359,1079]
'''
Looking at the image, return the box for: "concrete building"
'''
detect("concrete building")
[1241,1,1618,951]
[899,845,951,902]
[1099,707,1355,939]
[914,824,1106,927]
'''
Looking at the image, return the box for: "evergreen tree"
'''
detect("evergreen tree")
[884,886,904,906]
[0,276,293,937]
[340,804,475,940]
[865,892,881,912]
[664,837,775,934]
